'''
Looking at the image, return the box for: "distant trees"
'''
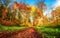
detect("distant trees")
[0,0,60,26]
[0,2,7,20]
[51,6,60,26]
[0,3,3,18]
[56,6,60,19]
[0,0,11,7]
[52,6,60,20]
[19,0,27,6]
[0,0,12,20]
[36,0,47,12]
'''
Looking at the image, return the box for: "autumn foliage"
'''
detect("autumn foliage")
[1,20,16,26]
[0,2,60,27]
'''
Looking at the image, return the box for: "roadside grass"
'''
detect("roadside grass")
[34,25,60,38]
[0,24,28,31]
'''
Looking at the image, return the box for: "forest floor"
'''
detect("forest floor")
[0,24,60,38]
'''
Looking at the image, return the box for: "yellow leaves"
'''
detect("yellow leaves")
[27,23,33,27]
[56,6,60,10]
[2,2,60,27]
[51,6,60,26]
[54,6,60,15]
[30,6,36,14]
[34,18,43,26]
[36,7,43,17]
[52,6,60,20]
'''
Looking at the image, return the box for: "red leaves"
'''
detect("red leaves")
[15,2,30,11]
[1,20,16,26]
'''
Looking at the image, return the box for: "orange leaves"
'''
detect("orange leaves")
[12,3,18,10]
[1,20,16,26]
[13,2,31,11]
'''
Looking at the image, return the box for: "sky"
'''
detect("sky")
[1,0,60,10]
[12,0,56,6]
[12,0,57,10]
[11,0,60,17]
[1,0,60,17]
[43,0,60,17]
[1,0,59,10]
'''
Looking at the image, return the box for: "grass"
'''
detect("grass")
[34,26,60,38]
[0,24,28,31]
[0,24,60,38]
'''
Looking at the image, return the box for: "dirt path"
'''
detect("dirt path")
[0,27,42,38]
